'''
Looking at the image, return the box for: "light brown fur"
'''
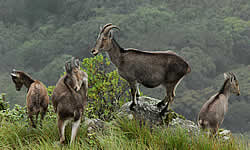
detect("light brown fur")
[198,72,240,135]
[11,70,49,128]
[52,58,88,144]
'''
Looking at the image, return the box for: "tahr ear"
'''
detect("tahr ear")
[65,62,72,74]
[109,30,114,39]
[224,73,229,80]
[99,25,103,31]
[74,58,80,69]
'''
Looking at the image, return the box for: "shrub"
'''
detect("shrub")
[0,93,8,111]
[82,54,130,121]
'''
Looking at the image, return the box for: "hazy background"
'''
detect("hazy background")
[0,0,249,134]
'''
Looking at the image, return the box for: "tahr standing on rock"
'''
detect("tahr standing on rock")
[91,23,191,117]
[198,72,240,135]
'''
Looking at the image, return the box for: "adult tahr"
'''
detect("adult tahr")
[91,23,191,117]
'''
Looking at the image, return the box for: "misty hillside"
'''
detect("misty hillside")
[0,0,250,133]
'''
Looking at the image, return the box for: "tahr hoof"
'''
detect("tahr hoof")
[159,109,169,117]
[159,112,164,118]
[59,139,65,145]
[156,102,164,108]
[129,103,136,111]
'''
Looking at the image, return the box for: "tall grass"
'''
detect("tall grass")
[0,117,248,150]
[98,118,248,150]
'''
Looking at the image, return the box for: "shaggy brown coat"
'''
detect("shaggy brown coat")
[11,70,49,128]
[51,58,88,144]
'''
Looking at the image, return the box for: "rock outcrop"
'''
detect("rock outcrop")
[84,96,232,140]
[118,96,232,139]
[118,96,185,125]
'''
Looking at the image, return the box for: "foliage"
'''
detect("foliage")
[0,1,250,149]
[81,54,130,121]
[180,47,216,89]
[0,93,8,111]
[0,104,26,123]
[93,118,248,150]
[0,116,248,149]
[0,0,250,133]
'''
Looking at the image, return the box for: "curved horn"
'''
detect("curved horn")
[100,23,113,33]
[10,71,20,78]
[11,69,19,77]
[103,25,120,36]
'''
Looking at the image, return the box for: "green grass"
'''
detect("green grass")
[0,117,249,150]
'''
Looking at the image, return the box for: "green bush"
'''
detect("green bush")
[82,54,130,121]
[0,104,26,123]
[0,93,27,123]
[0,93,8,111]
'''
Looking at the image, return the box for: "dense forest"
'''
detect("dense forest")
[0,0,250,134]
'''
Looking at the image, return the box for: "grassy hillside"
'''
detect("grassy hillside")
[0,0,249,134]
[0,115,249,150]
[1,55,250,149]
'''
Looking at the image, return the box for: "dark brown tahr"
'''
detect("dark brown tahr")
[10,70,49,128]
[91,23,191,117]
[51,57,88,144]
[198,72,240,135]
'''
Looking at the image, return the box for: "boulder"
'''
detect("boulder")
[118,96,185,125]
[84,118,105,133]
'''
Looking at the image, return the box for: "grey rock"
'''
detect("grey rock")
[169,118,200,135]
[84,96,232,141]
[118,96,232,140]
[84,118,105,133]
[218,129,232,141]
[118,96,184,125]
